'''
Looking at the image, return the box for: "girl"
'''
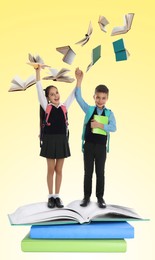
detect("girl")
[35,65,75,208]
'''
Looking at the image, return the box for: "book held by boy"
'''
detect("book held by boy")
[111,13,135,36]
[21,233,127,252]
[30,221,134,239]
[92,115,108,135]
[56,46,76,65]
[8,75,36,92]
[8,200,142,225]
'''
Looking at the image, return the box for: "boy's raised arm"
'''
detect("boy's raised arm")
[75,68,89,113]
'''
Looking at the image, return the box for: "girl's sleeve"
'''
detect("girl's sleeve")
[36,81,47,111]
[63,87,76,110]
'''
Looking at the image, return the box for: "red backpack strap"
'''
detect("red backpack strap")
[45,104,52,126]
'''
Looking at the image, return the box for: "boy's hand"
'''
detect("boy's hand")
[75,67,83,85]
[91,119,104,129]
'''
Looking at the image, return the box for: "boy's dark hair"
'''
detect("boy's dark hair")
[95,84,109,95]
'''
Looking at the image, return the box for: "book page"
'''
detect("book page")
[8,202,85,224]
[67,200,142,221]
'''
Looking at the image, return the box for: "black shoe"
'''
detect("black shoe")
[55,197,64,208]
[80,198,90,207]
[97,198,106,208]
[48,197,55,208]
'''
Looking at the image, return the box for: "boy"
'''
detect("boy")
[75,68,116,208]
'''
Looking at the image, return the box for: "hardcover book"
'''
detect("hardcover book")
[30,221,134,239]
[92,115,108,135]
[21,233,127,252]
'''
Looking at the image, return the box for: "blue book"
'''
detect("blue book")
[30,221,134,239]
[112,38,130,61]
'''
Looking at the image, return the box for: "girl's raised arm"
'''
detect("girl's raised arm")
[35,66,47,111]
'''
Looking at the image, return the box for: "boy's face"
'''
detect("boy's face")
[93,92,108,109]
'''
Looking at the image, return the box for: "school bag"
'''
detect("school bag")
[40,104,68,147]
[81,106,111,153]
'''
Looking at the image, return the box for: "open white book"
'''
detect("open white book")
[8,200,142,225]
[111,13,135,36]
[98,16,109,32]
[75,21,93,46]
[42,68,75,83]
[27,53,50,69]
[8,75,36,92]
[56,46,76,65]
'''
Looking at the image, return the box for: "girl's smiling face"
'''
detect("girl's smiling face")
[48,86,60,106]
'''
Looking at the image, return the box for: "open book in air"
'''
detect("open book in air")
[8,75,36,92]
[27,53,50,69]
[42,68,75,83]
[86,45,101,72]
[75,21,93,46]
[98,16,109,33]
[111,13,135,36]
[8,200,142,225]
[56,46,76,65]
[112,38,130,62]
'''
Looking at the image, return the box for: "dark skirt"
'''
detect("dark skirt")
[40,134,71,159]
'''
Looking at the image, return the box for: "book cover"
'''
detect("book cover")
[30,221,134,239]
[21,233,127,252]
[112,38,130,61]
[92,115,108,135]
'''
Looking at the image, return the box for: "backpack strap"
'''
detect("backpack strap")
[82,106,96,152]
[45,104,53,126]
[104,108,111,153]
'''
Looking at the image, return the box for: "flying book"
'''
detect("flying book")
[27,53,50,69]
[111,13,135,36]
[8,200,142,225]
[30,221,134,239]
[112,38,130,62]
[8,75,36,92]
[98,16,109,32]
[42,68,75,83]
[56,46,76,65]
[21,234,127,252]
[92,115,108,135]
[75,21,93,46]
[86,45,101,72]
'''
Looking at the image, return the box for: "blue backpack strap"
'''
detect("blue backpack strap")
[104,108,111,153]
[81,106,96,152]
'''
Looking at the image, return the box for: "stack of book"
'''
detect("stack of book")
[8,200,142,252]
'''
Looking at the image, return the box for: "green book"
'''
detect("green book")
[86,45,101,71]
[92,115,108,135]
[112,38,130,62]
[21,233,127,252]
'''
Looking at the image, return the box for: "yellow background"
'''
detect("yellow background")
[0,0,154,259]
